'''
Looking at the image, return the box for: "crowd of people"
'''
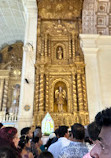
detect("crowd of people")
[0,107,111,158]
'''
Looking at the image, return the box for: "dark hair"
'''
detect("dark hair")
[0,123,3,128]
[87,121,101,141]
[54,128,59,136]
[38,151,54,158]
[32,136,40,143]
[58,126,68,137]
[0,127,17,147]
[0,127,21,158]
[95,108,111,127]
[36,126,41,129]
[0,146,17,158]
[34,128,42,138]
[71,123,85,140]
[18,135,30,149]
[20,127,31,136]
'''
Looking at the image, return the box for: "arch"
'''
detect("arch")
[53,43,66,60]
[49,77,71,113]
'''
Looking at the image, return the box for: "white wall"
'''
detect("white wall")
[80,34,111,122]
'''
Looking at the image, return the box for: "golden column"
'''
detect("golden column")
[39,69,44,113]
[72,33,76,61]
[45,73,49,112]
[2,79,9,111]
[69,35,72,59]
[48,36,51,58]
[72,74,78,112]
[77,74,84,111]
[45,34,48,57]
[82,74,88,111]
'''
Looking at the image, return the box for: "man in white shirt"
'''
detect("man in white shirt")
[48,126,70,158]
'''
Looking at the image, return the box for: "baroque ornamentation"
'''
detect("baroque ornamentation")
[0,42,23,114]
[34,0,89,128]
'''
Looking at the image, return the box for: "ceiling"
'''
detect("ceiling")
[0,0,26,50]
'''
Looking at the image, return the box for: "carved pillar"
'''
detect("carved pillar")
[41,37,45,57]
[45,74,49,112]
[45,34,48,57]
[77,74,84,111]
[39,73,44,113]
[2,79,9,111]
[0,79,4,110]
[69,35,72,59]
[35,71,39,113]
[82,74,88,111]
[72,74,77,112]
[72,33,76,60]
[48,37,51,57]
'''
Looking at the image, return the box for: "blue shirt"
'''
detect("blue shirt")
[48,137,70,158]
[58,141,88,158]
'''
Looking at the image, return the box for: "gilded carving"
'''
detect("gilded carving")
[0,42,23,114]
[37,0,83,19]
[34,0,89,127]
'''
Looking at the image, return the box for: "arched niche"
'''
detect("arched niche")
[53,43,66,61]
[56,46,64,60]
[54,81,67,112]
[49,77,71,113]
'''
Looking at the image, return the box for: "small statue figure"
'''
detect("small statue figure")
[57,47,63,60]
[55,87,66,112]
[9,84,20,115]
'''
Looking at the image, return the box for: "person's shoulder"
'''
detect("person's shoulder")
[29,151,34,158]
[48,141,57,151]
[58,146,70,158]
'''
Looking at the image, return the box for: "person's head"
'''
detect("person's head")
[71,123,85,142]
[0,146,17,158]
[32,136,43,148]
[0,123,3,129]
[38,151,54,158]
[54,128,59,138]
[21,127,33,138]
[90,108,111,158]
[34,127,42,138]
[58,126,69,138]
[87,121,101,143]
[19,135,30,149]
[0,127,19,148]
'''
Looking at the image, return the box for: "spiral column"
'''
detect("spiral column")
[82,74,88,111]
[77,74,84,111]
[2,79,9,111]
[45,74,49,112]
[72,33,76,60]
[39,73,44,113]
[69,35,72,58]
[72,74,77,112]
[34,71,39,113]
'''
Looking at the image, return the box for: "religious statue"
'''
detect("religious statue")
[55,87,66,112]
[9,84,20,114]
[57,46,63,60]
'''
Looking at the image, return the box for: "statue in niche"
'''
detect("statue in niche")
[9,84,20,114]
[55,86,66,112]
[57,46,63,60]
